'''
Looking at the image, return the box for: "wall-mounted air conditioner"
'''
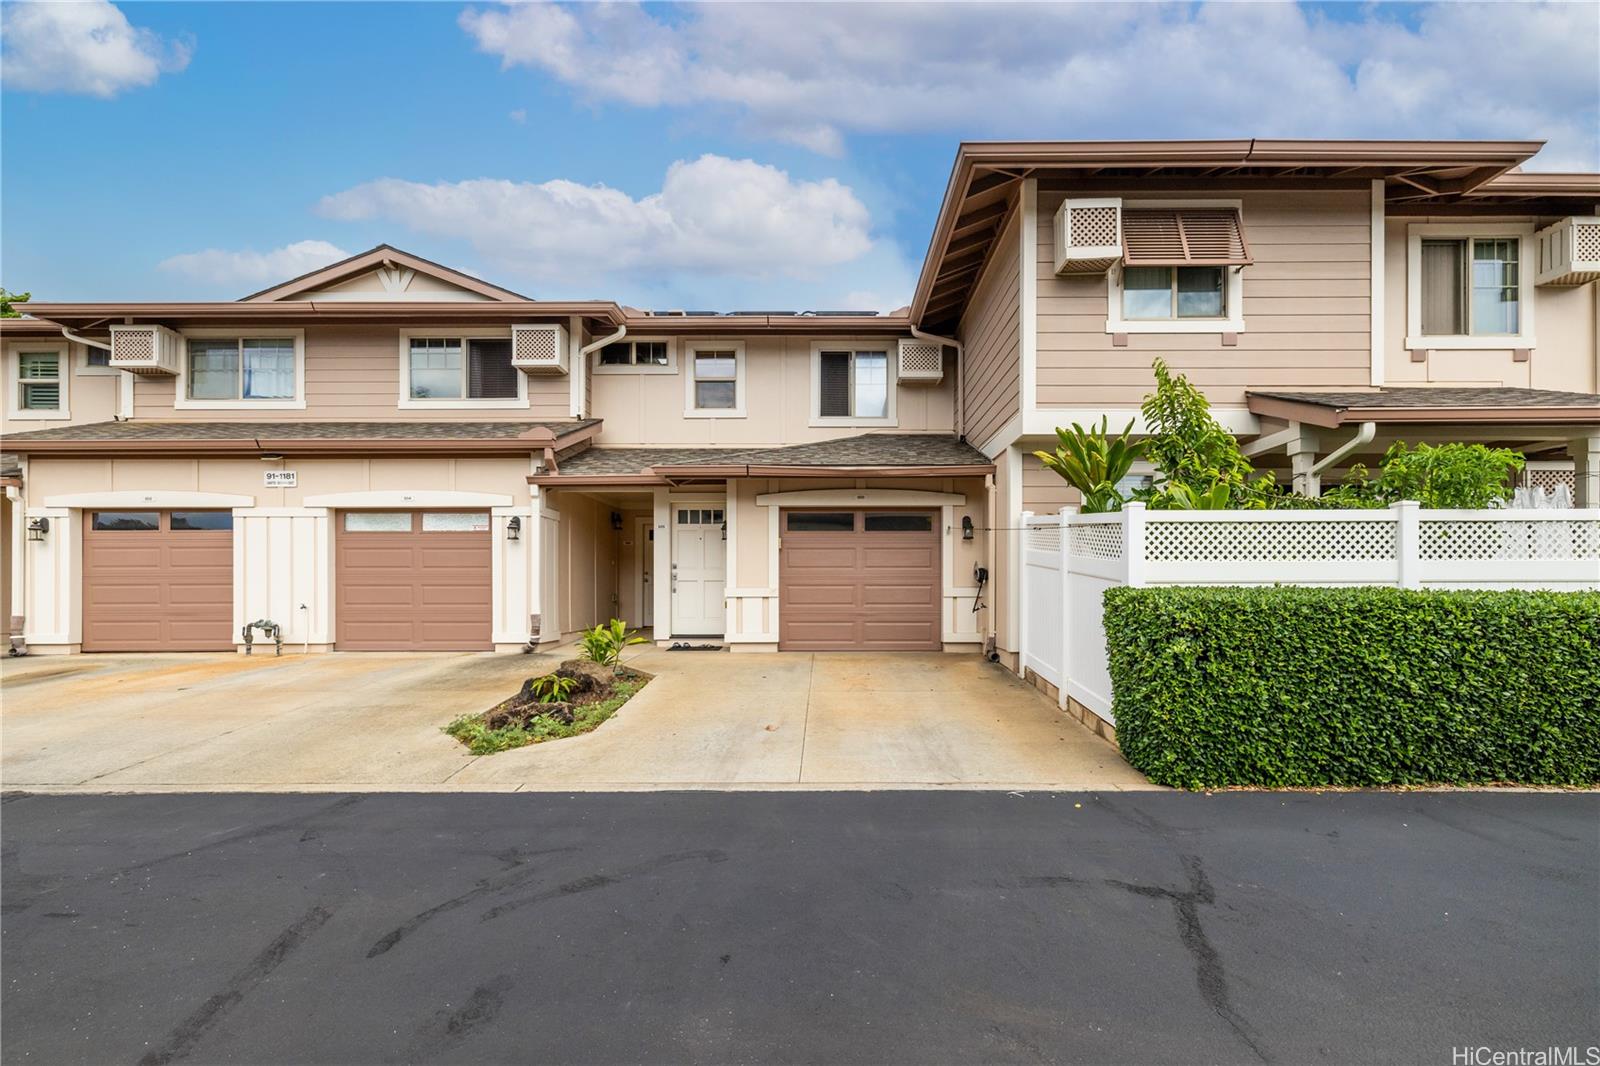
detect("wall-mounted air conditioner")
[510,323,569,374]
[897,338,944,384]
[1053,197,1123,275]
[108,324,183,375]
[1534,216,1600,287]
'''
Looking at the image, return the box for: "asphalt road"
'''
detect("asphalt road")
[2,791,1595,1066]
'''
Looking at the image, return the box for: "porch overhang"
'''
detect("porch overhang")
[3,419,602,458]
[1246,388,1600,430]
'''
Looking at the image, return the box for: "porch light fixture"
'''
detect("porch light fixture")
[26,517,49,542]
[962,515,974,541]
[720,520,727,541]
[506,515,522,542]
[610,511,623,531]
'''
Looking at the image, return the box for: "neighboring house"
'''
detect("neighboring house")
[2,139,1598,669]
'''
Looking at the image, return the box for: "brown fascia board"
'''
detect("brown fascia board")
[528,474,669,487]
[646,463,996,478]
[22,300,628,329]
[5,437,557,457]
[619,313,911,336]
[1471,172,1600,199]
[910,138,1547,322]
[1246,394,1600,429]
[0,316,67,335]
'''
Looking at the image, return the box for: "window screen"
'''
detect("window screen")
[188,339,240,400]
[468,339,517,399]
[864,513,932,532]
[1420,239,1466,336]
[818,352,850,417]
[170,511,234,531]
[92,511,159,531]
[786,512,854,532]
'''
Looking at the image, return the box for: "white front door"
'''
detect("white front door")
[671,505,726,636]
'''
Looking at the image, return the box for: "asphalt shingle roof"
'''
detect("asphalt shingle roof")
[1248,387,1600,410]
[557,433,990,476]
[1,419,599,443]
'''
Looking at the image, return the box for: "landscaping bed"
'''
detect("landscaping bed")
[445,659,651,755]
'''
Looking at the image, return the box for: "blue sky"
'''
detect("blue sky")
[3,1,1596,311]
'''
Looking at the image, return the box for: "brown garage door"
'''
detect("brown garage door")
[778,510,941,651]
[335,511,492,651]
[82,510,234,651]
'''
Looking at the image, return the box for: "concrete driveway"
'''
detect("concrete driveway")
[0,648,1150,792]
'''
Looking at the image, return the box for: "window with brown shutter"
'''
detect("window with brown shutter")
[1122,208,1251,267]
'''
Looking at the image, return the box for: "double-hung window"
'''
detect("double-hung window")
[814,347,891,423]
[16,350,63,412]
[180,333,303,408]
[404,335,520,402]
[685,344,743,417]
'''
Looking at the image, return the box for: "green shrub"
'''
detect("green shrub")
[1034,417,1145,513]
[1322,442,1525,510]
[1104,586,1600,788]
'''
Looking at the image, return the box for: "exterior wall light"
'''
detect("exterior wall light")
[610,511,623,531]
[506,515,522,541]
[962,515,974,540]
[27,517,50,542]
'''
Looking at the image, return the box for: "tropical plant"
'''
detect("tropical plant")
[1034,417,1145,513]
[1145,479,1234,510]
[1138,359,1273,508]
[1,288,30,318]
[578,618,647,667]
[527,674,578,704]
[1363,441,1523,509]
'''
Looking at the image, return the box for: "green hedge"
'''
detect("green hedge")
[1103,586,1600,789]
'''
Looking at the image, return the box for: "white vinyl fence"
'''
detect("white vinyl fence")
[1019,501,1600,726]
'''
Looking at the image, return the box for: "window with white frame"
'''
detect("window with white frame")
[1406,224,1534,349]
[1121,266,1227,320]
[187,337,297,401]
[813,346,893,424]
[404,336,519,401]
[80,342,113,371]
[14,349,64,413]
[685,344,743,416]
[594,338,673,372]
[1105,201,1249,334]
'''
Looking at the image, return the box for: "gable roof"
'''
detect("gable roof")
[239,244,533,303]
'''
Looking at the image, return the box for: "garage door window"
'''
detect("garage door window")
[786,512,855,532]
[91,511,159,531]
[345,512,413,532]
[421,512,489,532]
[864,513,933,532]
[170,511,234,531]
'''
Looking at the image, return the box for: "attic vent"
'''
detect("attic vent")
[1534,217,1600,287]
[1122,208,1251,266]
[510,323,569,375]
[897,339,943,384]
[108,324,183,376]
[1053,198,1122,275]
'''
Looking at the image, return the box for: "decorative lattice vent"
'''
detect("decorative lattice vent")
[510,323,569,375]
[896,338,943,384]
[1419,519,1600,561]
[1070,522,1124,559]
[1535,217,1600,287]
[1053,198,1122,276]
[1521,464,1577,494]
[108,324,182,376]
[1143,520,1396,563]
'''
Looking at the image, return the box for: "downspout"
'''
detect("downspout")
[1311,421,1377,487]
[6,481,27,655]
[911,325,964,437]
[60,327,110,351]
[60,327,132,419]
[576,324,626,419]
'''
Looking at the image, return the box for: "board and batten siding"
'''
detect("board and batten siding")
[1035,189,1373,410]
[133,325,570,422]
[958,208,1023,450]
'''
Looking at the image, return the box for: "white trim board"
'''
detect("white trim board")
[301,490,514,508]
[753,488,967,507]
[44,490,256,509]
[1403,221,1538,351]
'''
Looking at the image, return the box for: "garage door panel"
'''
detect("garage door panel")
[336,512,492,650]
[779,509,940,652]
[82,513,234,651]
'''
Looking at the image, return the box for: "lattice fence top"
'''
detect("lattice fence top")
[1025,520,1062,553]
[1418,518,1600,561]
[1070,522,1124,559]
[1144,519,1396,563]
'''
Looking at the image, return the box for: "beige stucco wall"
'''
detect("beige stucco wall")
[2,342,122,435]
[587,335,955,446]
[1382,216,1599,392]
[133,325,570,422]
[22,455,536,508]
[958,208,1023,449]
[1035,188,1373,412]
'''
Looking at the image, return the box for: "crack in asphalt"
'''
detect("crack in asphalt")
[478,848,730,923]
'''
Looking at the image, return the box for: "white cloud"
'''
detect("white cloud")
[459,1,1598,168]
[318,154,874,283]
[1,0,191,98]
[158,240,350,286]
[508,108,527,124]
